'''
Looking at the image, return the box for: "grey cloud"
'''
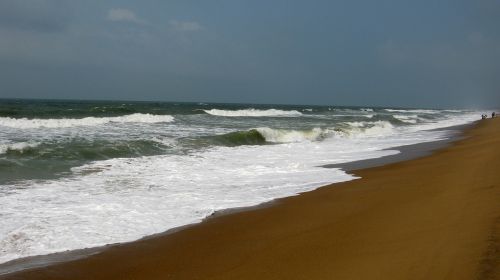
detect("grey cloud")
[0,1,498,108]
[169,20,203,32]
[0,0,71,32]
[107,8,146,25]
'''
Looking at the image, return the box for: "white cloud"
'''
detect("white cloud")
[169,20,202,32]
[107,8,144,24]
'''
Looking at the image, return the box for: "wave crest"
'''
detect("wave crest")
[256,127,325,143]
[212,127,326,146]
[0,142,40,155]
[0,139,170,160]
[214,122,396,146]
[203,109,302,117]
[393,114,419,124]
[212,130,267,146]
[384,109,440,114]
[340,121,395,137]
[0,113,175,129]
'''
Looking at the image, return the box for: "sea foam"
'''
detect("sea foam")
[343,121,396,137]
[256,127,326,143]
[384,109,440,114]
[0,108,481,266]
[393,114,419,123]
[203,108,303,117]
[0,114,174,129]
[0,142,40,155]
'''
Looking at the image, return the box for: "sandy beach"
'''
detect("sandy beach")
[2,118,499,280]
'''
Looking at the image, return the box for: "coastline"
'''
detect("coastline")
[0,124,468,275]
[322,123,470,171]
[2,119,499,279]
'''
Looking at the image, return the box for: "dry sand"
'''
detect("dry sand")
[2,118,499,280]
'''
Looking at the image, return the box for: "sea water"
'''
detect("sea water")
[0,99,480,264]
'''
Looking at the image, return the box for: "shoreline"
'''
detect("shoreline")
[2,119,499,279]
[0,124,469,276]
[322,123,471,171]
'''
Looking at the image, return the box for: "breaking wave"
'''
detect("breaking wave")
[203,109,303,117]
[256,127,326,143]
[341,121,395,137]
[212,122,397,146]
[384,109,441,114]
[0,139,169,160]
[212,130,267,146]
[0,142,40,155]
[393,114,419,124]
[0,114,175,129]
[0,101,481,265]
[211,128,326,146]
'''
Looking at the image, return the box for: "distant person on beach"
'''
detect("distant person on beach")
[492,112,496,118]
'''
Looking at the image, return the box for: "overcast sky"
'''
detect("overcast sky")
[0,0,499,108]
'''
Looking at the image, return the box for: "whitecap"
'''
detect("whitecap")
[0,114,174,129]
[203,109,302,117]
[256,127,325,143]
[0,142,40,154]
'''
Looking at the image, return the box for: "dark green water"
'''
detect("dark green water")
[0,99,465,184]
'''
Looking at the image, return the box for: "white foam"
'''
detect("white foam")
[343,121,396,137]
[0,142,361,264]
[0,142,40,154]
[256,127,325,143]
[203,109,303,117]
[384,109,441,114]
[406,113,478,132]
[393,114,418,123]
[0,110,481,265]
[255,121,396,143]
[0,114,174,129]
[362,121,395,136]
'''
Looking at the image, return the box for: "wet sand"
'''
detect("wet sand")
[2,118,499,280]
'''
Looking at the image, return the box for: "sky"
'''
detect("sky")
[0,0,499,108]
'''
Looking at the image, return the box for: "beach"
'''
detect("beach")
[1,102,478,265]
[1,118,498,279]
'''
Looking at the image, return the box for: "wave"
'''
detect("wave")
[0,106,480,264]
[89,106,136,114]
[384,109,440,114]
[0,139,169,160]
[203,109,303,117]
[211,127,327,146]
[393,114,419,124]
[212,130,267,146]
[341,121,395,137]
[0,142,40,155]
[256,127,325,143]
[0,113,174,129]
[213,122,397,146]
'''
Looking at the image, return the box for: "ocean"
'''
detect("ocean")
[0,99,479,264]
